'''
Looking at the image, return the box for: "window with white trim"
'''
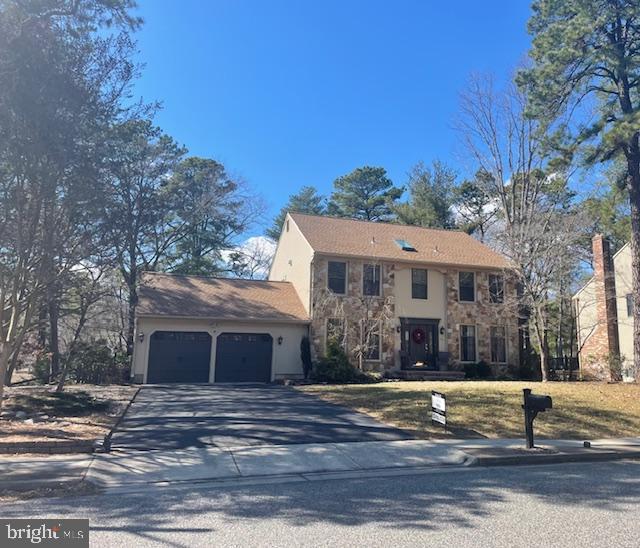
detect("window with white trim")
[363,320,381,360]
[326,318,346,351]
[363,264,381,296]
[490,326,507,363]
[460,325,476,362]
[459,272,475,302]
[328,261,347,294]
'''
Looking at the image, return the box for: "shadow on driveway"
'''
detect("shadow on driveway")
[109,384,414,450]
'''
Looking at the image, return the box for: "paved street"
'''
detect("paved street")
[111,385,413,450]
[4,460,640,547]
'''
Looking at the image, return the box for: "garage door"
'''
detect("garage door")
[214,333,273,383]
[147,331,211,383]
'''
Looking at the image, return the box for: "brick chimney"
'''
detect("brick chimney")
[580,234,620,379]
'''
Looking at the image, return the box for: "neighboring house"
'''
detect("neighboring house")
[131,273,309,383]
[574,235,634,381]
[269,213,519,377]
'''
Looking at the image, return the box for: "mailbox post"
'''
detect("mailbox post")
[522,388,552,449]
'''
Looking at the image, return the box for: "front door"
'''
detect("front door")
[401,320,439,370]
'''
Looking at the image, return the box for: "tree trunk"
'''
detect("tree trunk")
[0,342,8,413]
[533,306,550,382]
[627,155,640,381]
[126,275,138,356]
[48,293,60,380]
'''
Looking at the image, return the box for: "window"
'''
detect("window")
[489,274,504,304]
[328,261,346,294]
[490,326,507,363]
[459,272,475,302]
[363,264,381,296]
[363,320,381,360]
[395,239,416,252]
[628,294,634,318]
[460,325,476,362]
[326,318,346,351]
[411,269,428,299]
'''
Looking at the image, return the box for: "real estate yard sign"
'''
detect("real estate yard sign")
[431,391,446,428]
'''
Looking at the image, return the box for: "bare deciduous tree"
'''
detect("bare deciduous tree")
[457,74,586,381]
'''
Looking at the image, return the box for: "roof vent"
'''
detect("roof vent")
[395,239,417,252]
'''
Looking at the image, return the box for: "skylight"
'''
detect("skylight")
[395,239,417,252]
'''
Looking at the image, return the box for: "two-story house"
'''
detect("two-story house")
[269,213,519,377]
[131,213,519,384]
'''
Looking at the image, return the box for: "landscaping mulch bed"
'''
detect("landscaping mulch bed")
[0,385,138,447]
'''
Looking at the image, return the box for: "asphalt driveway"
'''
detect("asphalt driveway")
[110,384,413,450]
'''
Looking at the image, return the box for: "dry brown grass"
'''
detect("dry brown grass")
[299,381,640,440]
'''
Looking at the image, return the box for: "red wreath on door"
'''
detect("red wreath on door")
[412,328,426,344]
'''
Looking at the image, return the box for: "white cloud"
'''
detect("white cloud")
[222,236,276,279]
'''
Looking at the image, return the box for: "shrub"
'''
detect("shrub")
[32,352,53,384]
[300,336,313,379]
[67,340,130,385]
[476,360,492,378]
[463,360,493,379]
[462,362,477,379]
[312,343,370,383]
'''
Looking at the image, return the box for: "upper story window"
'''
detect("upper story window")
[328,261,346,294]
[627,294,633,317]
[489,274,504,304]
[363,264,381,296]
[459,271,475,302]
[411,269,428,299]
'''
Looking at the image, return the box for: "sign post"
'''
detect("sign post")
[431,391,446,430]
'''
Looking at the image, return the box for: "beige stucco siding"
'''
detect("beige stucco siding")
[132,317,308,383]
[393,265,448,357]
[268,213,315,313]
[614,245,634,365]
[574,278,598,354]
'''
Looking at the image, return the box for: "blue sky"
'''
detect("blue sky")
[133,0,533,234]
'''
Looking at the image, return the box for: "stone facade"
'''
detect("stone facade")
[311,257,396,371]
[310,255,520,376]
[445,270,520,375]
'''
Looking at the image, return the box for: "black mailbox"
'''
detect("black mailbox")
[522,388,553,448]
[527,394,552,412]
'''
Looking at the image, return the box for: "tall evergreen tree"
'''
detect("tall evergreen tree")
[103,119,186,354]
[454,170,498,241]
[519,0,640,375]
[266,186,325,240]
[393,161,457,228]
[327,166,402,221]
[163,157,250,275]
[0,0,140,402]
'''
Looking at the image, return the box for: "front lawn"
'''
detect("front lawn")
[299,381,640,440]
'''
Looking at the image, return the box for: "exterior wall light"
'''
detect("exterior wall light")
[138,332,145,343]
[440,327,445,336]
[277,336,283,345]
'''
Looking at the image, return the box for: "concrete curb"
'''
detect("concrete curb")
[467,449,640,467]
[98,386,142,453]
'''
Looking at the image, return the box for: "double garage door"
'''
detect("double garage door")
[147,331,273,383]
